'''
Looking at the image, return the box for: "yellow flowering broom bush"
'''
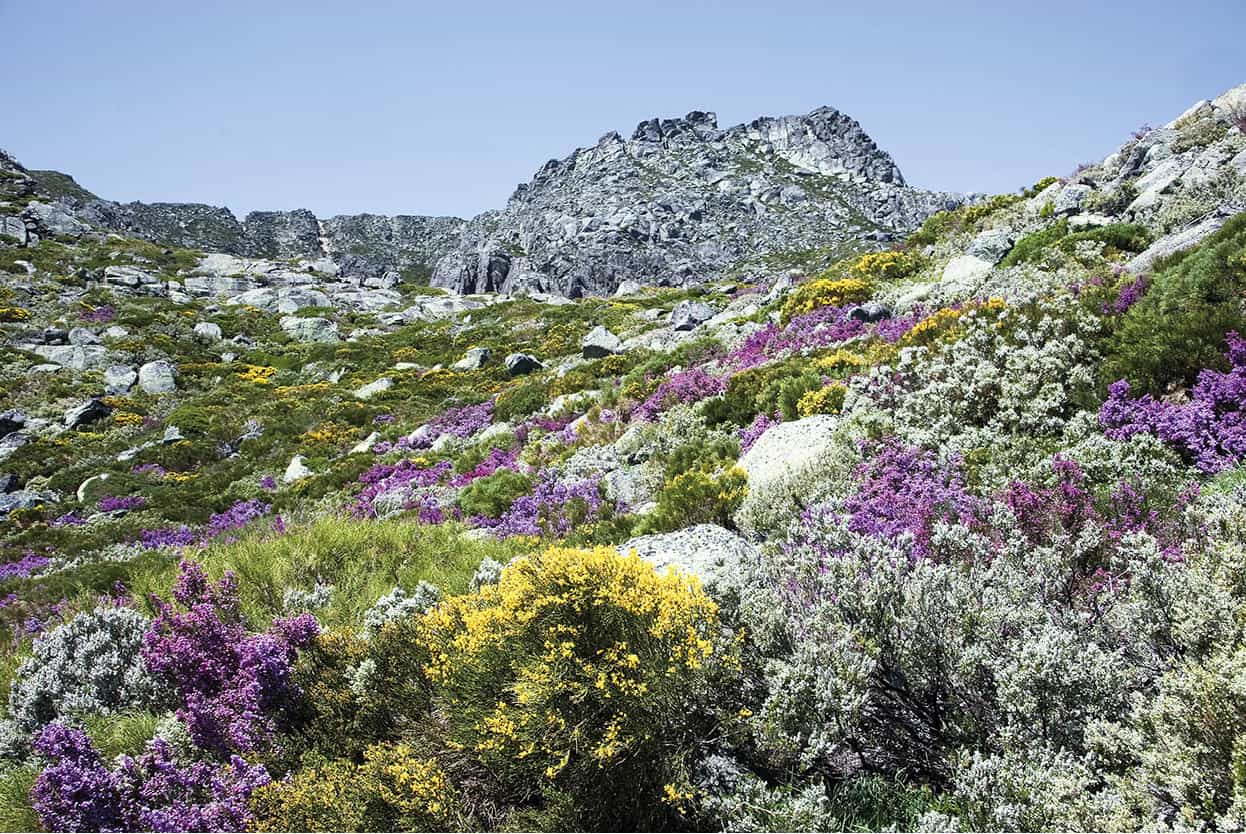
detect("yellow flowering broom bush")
[420,545,723,827]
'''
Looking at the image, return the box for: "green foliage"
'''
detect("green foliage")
[421,546,724,829]
[1060,222,1152,256]
[457,469,532,519]
[636,466,748,535]
[1102,211,1246,393]
[251,743,459,832]
[999,219,1069,267]
[494,380,548,422]
[0,765,40,833]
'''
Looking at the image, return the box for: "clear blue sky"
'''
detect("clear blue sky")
[2,0,1242,220]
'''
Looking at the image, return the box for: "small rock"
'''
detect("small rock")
[76,473,111,503]
[68,327,100,346]
[103,326,129,339]
[582,325,622,358]
[193,322,223,342]
[0,433,29,462]
[0,473,17,494]
[505,353,544,376]
[619,524,760,602]
[351,432,380,454]
[42,327,68,345]
[64,399,111,430]
[283,455,314,484]
[354,377,394,400]
[671,300,715,331]
[940,255,993,294]
[848,302,892,323]
[161,426,184,444]
[614,280,643,297]
[280,316,340,343]
[0,410,26,436]
[138,360,177,395]
[103,365,138,394]
[452,347,492,371]
[966,229,1014,264]
[1054,184,1092,215]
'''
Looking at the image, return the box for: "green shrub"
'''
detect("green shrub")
[1059,223,1152,256]
[1102,212,1246,393]
[636,466,748,535]
[457,469,532,519]
[494,380,548,421]
[999,219,1069,267]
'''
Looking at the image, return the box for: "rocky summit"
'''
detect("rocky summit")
[2,103,969,299]
[432,107,969,296]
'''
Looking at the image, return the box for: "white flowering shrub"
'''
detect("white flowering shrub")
[282,582,334,612]
[362,582,440,633]
[468,557,504,591]
[2,606,162,757]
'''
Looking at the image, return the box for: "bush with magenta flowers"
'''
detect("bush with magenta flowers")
[1100,331,1246,473]
[28,722,270,833]
[141,560,319,755]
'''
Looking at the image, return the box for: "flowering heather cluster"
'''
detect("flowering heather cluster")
[1100,332,1246,472]
[132,463,167,478]
[142,561,318,755]
[738,411,779,453]
[29,723,269,833]
[1002,456,1193,562]
[1108,275,1149,315]
[99,495,147,513]
[201,499,269,542]
[352,458,454,518]
[79,305,116,323]
[373,413,395,424]
[410,400,494,448]
[633,367,725,421]
[259,475,277,491]
[0,551,50,581]
[726,306,921,371]
[49,511,87,528]
[475,469,611,537]
[449,446,522,487]
[842,439,987,562]
[515,412,576,443]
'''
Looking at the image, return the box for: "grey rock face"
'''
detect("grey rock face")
[966,229,1014,264]
[452,346,492,371]
[671,300,716,331]
[193,322,223,342]
[431,107,970,296]
[618,524,760,602]
[849,302,892,323]
[68,327,100,346]
[138,361,177,394]
[581,325,622,358]
[354,377,393,400]
[505,353,544,376]
[280,316,339,343]
[103,365,138,394]
[64,399,111,429]
[0,411,26,436]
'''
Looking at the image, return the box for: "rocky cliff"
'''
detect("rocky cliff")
[430,107,970,296]
[4,103,968,296]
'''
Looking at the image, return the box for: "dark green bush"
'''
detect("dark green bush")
[1101,212,1246,394]
[1059,223,1152,256]
[999,219,1070,267]
[457,469,533,518]
[494,381,548,422]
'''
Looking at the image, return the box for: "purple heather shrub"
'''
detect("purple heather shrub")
[132,463,167,478]
[79,305,116,324]
[373,413,395,424]
[99,495,147,513]
[633,367,726,421]
[142,560,318,755]
[726,305,919,372]
[201,499,269,543]
[449,446,522,488]
[49,511,87,528]
[352,458,453,518]
[475,469,612,537]
[0,551,51,581]
[1099,332,1246,473]
[739,411,780,453]
[30,723,124,832]
[842,439,988,563]
[1107,275,1149,315]
[30,723,269,833]
[139,526,197,550]
[410,400,494,448]
[259,475,277,491]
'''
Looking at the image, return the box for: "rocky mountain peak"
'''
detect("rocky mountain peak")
[433,105,966,297]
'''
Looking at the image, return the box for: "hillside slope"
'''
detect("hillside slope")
[0,83,1244,832]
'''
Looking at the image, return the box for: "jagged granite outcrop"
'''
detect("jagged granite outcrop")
[431,107,971,296]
